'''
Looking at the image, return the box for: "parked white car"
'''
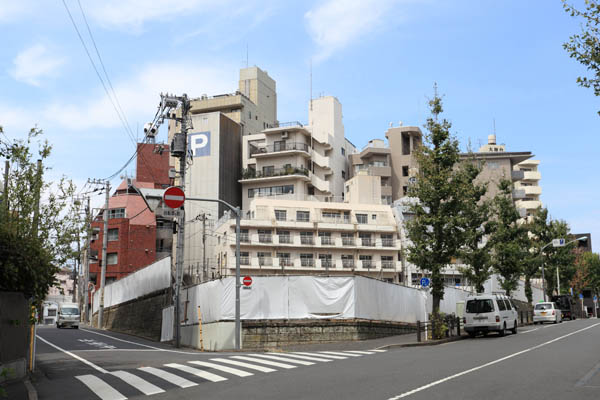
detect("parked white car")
[464,294,518,337]
[533,302,562,324]
[56,303,80,329]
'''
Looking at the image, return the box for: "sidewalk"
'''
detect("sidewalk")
[1,378,36,400]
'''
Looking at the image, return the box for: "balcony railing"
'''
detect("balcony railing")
[382,261,395,269]
[259,234,272,243]
[249,142,310,156]
[342,259,354,268]
[321,216,351,224]
[382,239,395,247]
[320,237,333,245]
[242,166,309,180]
[342,238,355,246]
[361,261,373,269]
[301,258,314,267]
[320,260,333,269]
[301,236,314,245]
[278,235,292,244]
[240,233,249,243]
[279,258,292,267]
[258,257,273,266]
[240,256,250,265]
[361,238,374,247]
[274,121,304,128]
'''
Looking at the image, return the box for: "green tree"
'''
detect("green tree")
[525,207,552,304]
[405,87,477,319]
[562,0,600,115]
[488,179,530,295]
[543,220,576,297]
[457,157,491,294]
[0,126,83,304]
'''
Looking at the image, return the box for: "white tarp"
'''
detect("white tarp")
[483,274,544,304]
[160,306,174,342]
[288,276,355,319]
[355,277,427,323]
[93,257,171,313]
[428,286,471,316]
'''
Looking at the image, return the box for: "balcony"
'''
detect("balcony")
[250,142,310,158]
[523,185,542,196]
[241,166,310,182]
[258,257,273,267]
[320,237,333,245]
[361,261,373,269]
[512,189,526,200]
[259,234,272,243]
[381,239,395,247]
[301,236,315,245]
[382,261,395,269]
[301,258,314,267]
[278,235,292,244]
[279,258,292,267]
[361,238,374,247]
[342,238,355,246]
[240,256,250,265]
[522,171,541,181]
[320,260,333,269]
[342,259,355,269]
[511,170,524,181]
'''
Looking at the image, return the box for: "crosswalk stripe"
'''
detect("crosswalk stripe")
[319,351,362,357]
[293,352,347,360]
[210,358,276,373]
[248,354,315,366]
[110,370,165,395]
[75,375,127,400]
[345,350,376,355]
[231,356,297,369]
[138,367,197,389]
[165,363,227,382]
[370,349,387,352]
[188,361,254,377]
[267,353,332,362]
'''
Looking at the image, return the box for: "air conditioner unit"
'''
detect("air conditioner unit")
[281,131,289,139]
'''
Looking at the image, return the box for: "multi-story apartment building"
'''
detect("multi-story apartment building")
[385,125,423,200]
[513,159,542,219]
[349,139,392,205]
[240,96,356,210]
[213,184,402,282]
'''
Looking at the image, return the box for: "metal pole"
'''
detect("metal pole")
[541,258,546,302]
[202,214,206,283]
[556,266,560,296]
[98,181,109,329]
[3,160,9,219]
[174,94,189,348]
[235,207,241,350]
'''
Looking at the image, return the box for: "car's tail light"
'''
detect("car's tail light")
[552,310,555,315]
[496,315,500,322]
[463,317,466,324]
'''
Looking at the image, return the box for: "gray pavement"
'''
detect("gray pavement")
[32,319,600,399]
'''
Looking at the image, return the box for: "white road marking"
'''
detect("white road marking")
[138,367,197,388]
[37,335,108,373]
[345,350,376,355]
[110,370,164,395]
[267,353,332,362]
[319,351,362,357]
[165,363,227,382]
[520,328,539,334]
[231,355,297,369]
[78,328,203,354]
[210,358,276,373]
[387,322,600,399]
[370,349,387,352]
[575,360,600,387]
[75,375,127,400]
[293,352,348,360]
[188,361,254,377]
[249,354,315,365]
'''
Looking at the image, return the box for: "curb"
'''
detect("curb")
[24,378,38,400]
[375,335,468,350]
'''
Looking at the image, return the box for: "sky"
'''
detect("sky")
[0,0,598,251]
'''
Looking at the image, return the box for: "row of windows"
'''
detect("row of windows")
[240,251,394,261]
[241,229,394,239]
[248,185,294,198]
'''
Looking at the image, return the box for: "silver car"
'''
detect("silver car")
[533,302,562,324]
[56,304,80,329]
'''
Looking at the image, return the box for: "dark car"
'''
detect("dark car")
[551,295,576,320]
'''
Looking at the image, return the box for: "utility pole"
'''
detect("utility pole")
[202,213,207,283]
[84,196,91,323]
[32,159,43,237]
[89,179,110,328]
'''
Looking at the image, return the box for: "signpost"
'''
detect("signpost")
[420,277,430,288]
[594,296,598,319]
[163,186,185,209]
[243,276,252,289]
[552,238,566,247]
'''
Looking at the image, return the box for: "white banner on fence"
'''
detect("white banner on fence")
[161,306,174,342]
[93,257,171,313]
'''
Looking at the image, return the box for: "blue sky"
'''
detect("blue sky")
[0,0,598,251]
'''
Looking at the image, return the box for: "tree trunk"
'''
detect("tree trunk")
[524,276,533,305]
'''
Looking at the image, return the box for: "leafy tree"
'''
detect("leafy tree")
[562,0,600,115]
[488,179,530,296]
[543,220,576,297]
[406,87,477,319]
[457,157,491,294]
[525,208,552,304]
[0,126,83,305]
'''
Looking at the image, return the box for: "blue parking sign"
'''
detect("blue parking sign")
[420,277,430,287]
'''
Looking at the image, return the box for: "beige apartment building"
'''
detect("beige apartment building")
[513,159,542,219]
[213,189,402,282]
[239,96,356,210]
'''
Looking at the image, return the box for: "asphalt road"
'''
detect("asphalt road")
[33,319,600,399]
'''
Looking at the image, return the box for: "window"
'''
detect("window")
[278,252,291,267]
[356,213,368,224]
[297,211,310,222]
[359,255,372,268]
[258,229,272,243]
[372,214,377,221]
[275,209,287,221]
[277,229,291,244]
[342,170,346,179]
[300,231,314,245]
[403,186,408,196]
[466,299,494,313]
[318,231,332,245]
[381,255,394,269]
[107,253,118,265]
[240,252,250,265]
[402,166,409,177]
[497,299,507,311]
[381,234,394,247]
[108,208,125,219]
[262,165,275,176]
[248,185,294,198]
[107,228,119,241]
[274,140,286,152]
[359,232,373,246]
[300,253,314,267]
[341,232,354,246]
[342,254,354,268]
[258,252,272,266]
[341,147,345,156]
[319,254,332,268]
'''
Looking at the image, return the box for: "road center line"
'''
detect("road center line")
[36,335,108,374]
[387,323,600,399]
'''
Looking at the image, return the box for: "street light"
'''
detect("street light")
[539,236,588,301]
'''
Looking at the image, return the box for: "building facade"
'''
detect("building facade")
[513,159,542,219]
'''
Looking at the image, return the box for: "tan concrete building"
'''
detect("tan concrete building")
[213,193,402,282]
[513,159,542,219]
[349,139,392,205]
[386,125,422,200]
[240,96,356,210]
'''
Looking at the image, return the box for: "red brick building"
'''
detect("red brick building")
[89,143,172,287]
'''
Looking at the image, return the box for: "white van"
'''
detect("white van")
[57,303,80,329]
[464,294,518,337]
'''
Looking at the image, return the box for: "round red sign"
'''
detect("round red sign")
[163,186,185,209]
[243,276,252,287]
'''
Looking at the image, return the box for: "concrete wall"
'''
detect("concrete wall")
[0,292,29,381]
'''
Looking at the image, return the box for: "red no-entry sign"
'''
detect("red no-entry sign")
[163,186,185,209]
[243,276,252,287]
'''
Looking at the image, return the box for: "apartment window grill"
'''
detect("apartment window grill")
[381,256,394,269]
[356,213,368,224]
[240,229,249,243]
[381,234,395,247]
[108,208,125,219]
[318,232,333,245]
[277,253,292,267]
[275,210,287,221]
[341,233,355,246]
[297,211,310,222]
[258,229,272,243]
[300,232,314,245]
[300,253,314,267]
[277,230,292,244]
[341,255,354,268]
[359,255,373,269]
[107,228,119,241]
[258,252,272,266]
[240,252,250,265]
[319,254,333,269]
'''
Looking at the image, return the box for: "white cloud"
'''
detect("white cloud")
[0,1,30,22]
[305,0,400,62]
[10,44,66,86]
[43,61,238,132]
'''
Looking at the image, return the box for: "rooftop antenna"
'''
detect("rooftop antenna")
[310,58,313,111]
